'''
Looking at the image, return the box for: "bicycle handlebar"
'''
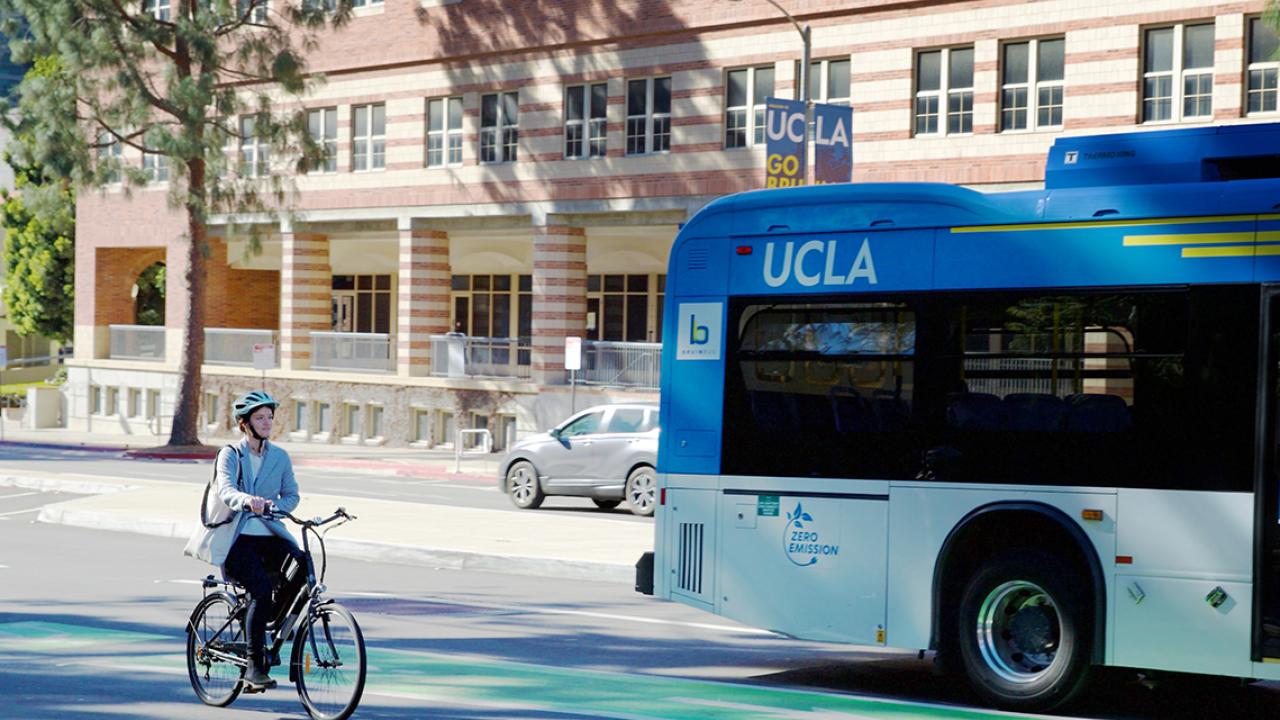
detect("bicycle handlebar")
[263,506,356,527]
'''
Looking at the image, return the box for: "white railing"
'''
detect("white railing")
[205,328,277,366]
[109,324,165,361]
[964,357,1077,397]
[580,340,662,389]
[430,335,532,379]
[311,332,395,372]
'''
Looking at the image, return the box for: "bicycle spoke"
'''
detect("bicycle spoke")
[186,594,246,707]
[295,604,366,720]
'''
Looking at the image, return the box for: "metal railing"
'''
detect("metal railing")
[108,324,166,361]
[205,328,277,366]
[311,331,395,373]
[580,340,662,389]
[430,335,532,379]
[964,357,1078,397]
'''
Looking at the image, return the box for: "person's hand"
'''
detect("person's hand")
[248,497,270,514]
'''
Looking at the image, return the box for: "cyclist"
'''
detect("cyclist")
[215,390,302,691]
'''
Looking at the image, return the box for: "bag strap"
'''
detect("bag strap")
[200,444,242,529]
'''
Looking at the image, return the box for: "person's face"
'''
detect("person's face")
[247,406,273,437]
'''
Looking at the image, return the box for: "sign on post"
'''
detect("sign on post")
[564,336,582,371]
[814,103,854,184]
[764,97,807,188]
[252,343,276,371]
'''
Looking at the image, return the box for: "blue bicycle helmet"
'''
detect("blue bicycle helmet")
[232,390,278,421]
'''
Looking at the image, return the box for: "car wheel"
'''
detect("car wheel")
[625,466,656,517]
[956,548,1093,712]
[592,499,621,510]
[506,461,544,509]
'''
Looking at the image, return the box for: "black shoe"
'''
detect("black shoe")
[268,648,281,667]
[242,667,277,692]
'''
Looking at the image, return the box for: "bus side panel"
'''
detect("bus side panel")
[660,478,720,610]
[1255,216,1280,283]
[1110,488,1252,677]
[885,485,1116,651]
[938,220,1256,290]
[716,478,890,644]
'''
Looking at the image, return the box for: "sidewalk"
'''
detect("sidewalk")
[0,428,654,585]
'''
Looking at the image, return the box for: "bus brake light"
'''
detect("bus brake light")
[660,488,666,505]
[736,245,753,255]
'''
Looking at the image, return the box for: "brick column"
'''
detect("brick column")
[280,230,330,371]
[397,225,451,376]
[531,223,587,385]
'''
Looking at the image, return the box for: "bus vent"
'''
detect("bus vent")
[677,522,704,594]
[686,247,710,271]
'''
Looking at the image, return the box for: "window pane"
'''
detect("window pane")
[566,85,584,121]
[654,76,671,114]
[917,50,941,91]
[325,109,336,138]
[1003,42,1029,84]
[1184,24,1215,69]
[428,99,443,131]
[949,47,974,88]
[754,66,774,101]
[809,61,822,100]
[502,92,518,123]
[626,294,647,342]
[1037,38,1065,82]
[604,274,625,292]
[1251,17,1280,65]
[481,94,497,126]
[449,98,463,129]
[628,79,647,115]
[828,59,850,100]
[627,274,648,292]
[727,69,748,106]
[354,106,368,136]
[1146,27,1174,72]
[590,84,608,118]
[372,104,385,134]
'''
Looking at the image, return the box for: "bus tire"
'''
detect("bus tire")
[956,548,1093,712]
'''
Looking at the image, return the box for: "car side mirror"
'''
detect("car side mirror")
[549,427,561,439]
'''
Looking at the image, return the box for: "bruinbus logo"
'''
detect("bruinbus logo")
[676,302,723,361]
[688,315,709,345]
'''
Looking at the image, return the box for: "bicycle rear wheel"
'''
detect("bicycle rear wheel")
[186,593,246,707]
[294,603,366,720]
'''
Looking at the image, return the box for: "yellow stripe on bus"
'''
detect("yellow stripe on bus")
[1123,232,1256,246]
[1181,246,1257,258]
[952,214,1262,234]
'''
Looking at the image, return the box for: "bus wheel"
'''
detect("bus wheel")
[956,548,1093,712]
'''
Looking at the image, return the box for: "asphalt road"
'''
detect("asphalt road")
[7,485,1280,719]
[0,442,652,522]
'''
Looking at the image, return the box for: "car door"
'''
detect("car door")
[538,409,606,483]
[592,407,650,482]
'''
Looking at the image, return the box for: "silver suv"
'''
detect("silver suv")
[498,404,659,516]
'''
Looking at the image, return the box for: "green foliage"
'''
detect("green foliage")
[1,57,75,344]
[134,262,165,326]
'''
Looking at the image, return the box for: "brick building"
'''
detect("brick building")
[71,0,1280,446]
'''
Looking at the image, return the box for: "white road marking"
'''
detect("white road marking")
[0,491,39,501]
[0,507,42,517]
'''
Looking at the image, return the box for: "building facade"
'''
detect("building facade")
[71,0,1280,446]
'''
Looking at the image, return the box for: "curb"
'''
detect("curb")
[0,473,136,495]
[0,440,128,454]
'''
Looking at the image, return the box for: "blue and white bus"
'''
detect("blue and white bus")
[638,122,1280,711]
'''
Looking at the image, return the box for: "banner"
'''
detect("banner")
[813,103,853,184]
[764,97,807,188]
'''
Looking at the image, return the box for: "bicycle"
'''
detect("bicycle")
[185,507,367,720]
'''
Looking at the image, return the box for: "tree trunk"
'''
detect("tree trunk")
[167,158,207,446]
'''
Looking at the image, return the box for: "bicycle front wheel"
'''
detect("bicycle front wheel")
[294,603,367,720]
[186,593,246,707]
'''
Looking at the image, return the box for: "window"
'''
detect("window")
[294,400,309,433]
[106,388,119,416]
[97,132,121,183]
[306,107,337,173]
[344,403,361,437]
[1248,17,1280,115]
[331,274,392,333]
[426,96,463,167]
[237,0,268,22]
[496,413,516,450]
[565,83,608,159]
[302,0,335,10]
[607,407,648,433]
[414,409,432,443]
[90,385,102,415]
[143,152,169,182]
[368,405,384,439]
[239,115,269,177]
[317,402,332,434]
[146,390,160,419]
[916,47,974,135]
[204,393,218,425]
[451,274,531,342]
[626,77,671,155]
[480,91,518,163]
[725,66,773,148]
[587,274,664,342]
[807,58,850,137]
[561,411,604,437]
[144,0,171,21]
[439,409,455,446]
[1001,38,1064,131]
[351,103,385,171]
[1143,23,1215,122]
[129,389,143,418]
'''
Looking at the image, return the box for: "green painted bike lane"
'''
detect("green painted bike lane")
[0,620,1044,720]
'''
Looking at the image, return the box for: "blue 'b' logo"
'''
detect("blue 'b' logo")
[689,315,709,345]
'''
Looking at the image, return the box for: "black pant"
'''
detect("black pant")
[223,534,298,669]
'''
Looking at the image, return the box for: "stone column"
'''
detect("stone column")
[530,222,587,385]
[279,227,330,371]
[396,222,451,376]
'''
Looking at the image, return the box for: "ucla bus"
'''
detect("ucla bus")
[636,122,1280,711]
